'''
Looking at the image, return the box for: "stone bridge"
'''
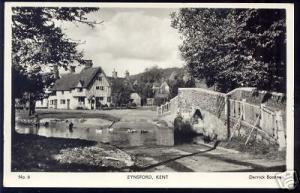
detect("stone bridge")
[157,87,286,149]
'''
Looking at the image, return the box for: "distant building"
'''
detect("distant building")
[133,80,139,86]
[168,71,178,82]
[152,82,160,93]
[153,80,170,105]
[35,98,48,109]
[130,93,141,106]
[146,98,155,106]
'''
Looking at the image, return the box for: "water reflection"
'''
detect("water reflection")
[15,118,175,147]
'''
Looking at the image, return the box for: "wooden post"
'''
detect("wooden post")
[260,103,265,129]
[242,99,246,120]
[245,115,260,145]
[225,95,231,140]
[275,111,286,151]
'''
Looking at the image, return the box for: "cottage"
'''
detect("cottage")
[41,61,130,110]
[153,80,170,105]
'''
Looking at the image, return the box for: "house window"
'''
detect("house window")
[100,97,104,101]
[77,88,83,92]
[69,91,72,93]
[97,77,102,81]
[107,97,111,102]
[60,99,66,104]
[62,91,64,95]
[78,97,85,104]
[41,100,43,105]
[96,86,104,90]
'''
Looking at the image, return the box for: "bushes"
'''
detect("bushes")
[128,103,137,109]
[76,106,88,110]
[74,103,138,111]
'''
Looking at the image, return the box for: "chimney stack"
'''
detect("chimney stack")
[84,60,93,69]
[70,66,76,73]
[112,69,118,79]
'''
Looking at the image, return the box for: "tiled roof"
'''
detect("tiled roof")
[50,67,102,91]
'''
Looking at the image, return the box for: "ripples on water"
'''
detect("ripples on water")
[15,118,174,147]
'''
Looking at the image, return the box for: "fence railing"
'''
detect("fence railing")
[157,88,286,150]
[228,99,285,145]
[157,96,178,116]
[158,96,285,148]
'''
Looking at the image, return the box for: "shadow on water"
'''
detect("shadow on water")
[173,119,205,145]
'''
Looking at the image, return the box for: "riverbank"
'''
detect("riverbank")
[12,109,285,172]
[12,133,134,172]
[17,109,121,122]
[159,114,285,161]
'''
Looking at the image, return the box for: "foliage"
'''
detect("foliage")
[111,79,132,106]
[12,7,99,96]
[169,78,185,98]
[168,74,195,98]
[140,66,163,83]
[12,65,44,99]
[12,7,99,70]
[171,9,286,92]
[116,87,132,106]
[12,7,99,115]
[132,67,163,101]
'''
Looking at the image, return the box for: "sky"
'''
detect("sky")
[58,8,184,77]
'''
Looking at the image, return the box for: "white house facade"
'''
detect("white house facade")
[35,98,48,109]
[44,63,115,110]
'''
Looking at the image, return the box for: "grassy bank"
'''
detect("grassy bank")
[218,137,286,161]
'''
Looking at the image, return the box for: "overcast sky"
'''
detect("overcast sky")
[59,8,184,77]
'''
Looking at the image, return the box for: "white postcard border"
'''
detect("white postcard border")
[3,2,295,188]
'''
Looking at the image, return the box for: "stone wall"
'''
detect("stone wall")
[161,87,286,142]
[177,88,228,139]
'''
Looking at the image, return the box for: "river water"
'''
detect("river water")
[15,118,174,147]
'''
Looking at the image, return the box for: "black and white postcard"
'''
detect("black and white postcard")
[3,2,295,188]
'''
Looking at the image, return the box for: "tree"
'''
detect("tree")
[171,9,286,93]
[140,66,163,83]
[117,86,132,106]
[12,7,100,115]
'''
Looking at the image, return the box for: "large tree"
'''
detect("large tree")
[171,9,286,93]
[12,7,100,115]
